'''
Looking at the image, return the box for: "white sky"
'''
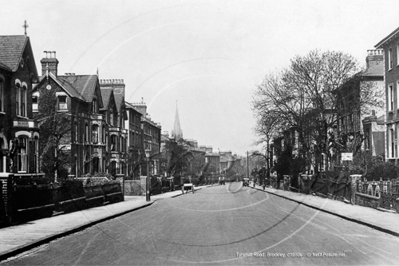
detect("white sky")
[2,0,398,156]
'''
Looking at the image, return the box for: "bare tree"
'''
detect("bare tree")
[34,88,72,181]
[253,50,381,173]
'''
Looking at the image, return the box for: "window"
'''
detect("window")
[17,137,28,173]
[397,44,399,66]
[15,84,20,115]
[120,136,124,152]
[32,92,39,112]
[0,79,3,112]
[110,109,114,126]
[92,124,99,144]
[389,84,394,111]
[85,124,89,143]
[84,152,90,174]
[0,134,7,172]
[120,162,125,175]
[15,81,27,117]
[111,135,117,151]
[58,95,67,110]
[397,124,399,158]
[397,82,399,110]
[389,48,393,70]
[110,161,117,177]
[92,99,97,113]
[102,126,105,144]
[33,137,39,173]
[391,128,395,158]
[75,122,78,143]
[105,133,108,152]
[20,85,26,117]
[92,157,99,174]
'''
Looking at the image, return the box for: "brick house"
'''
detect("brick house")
[335,49,384,160]
[0,35,41,176]
[362,111,385,157]
[132,101,161,176]
[33,52,105,179]
[99,87,118,177]
[375,27,399,163]
[99,79,128,180]
[125,101,143,179]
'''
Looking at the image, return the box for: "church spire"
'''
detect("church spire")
[172,101,183,140]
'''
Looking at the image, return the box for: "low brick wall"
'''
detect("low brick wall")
[355,192,380,209]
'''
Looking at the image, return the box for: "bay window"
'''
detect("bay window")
[17,137,28,173]
[0,78,4,113]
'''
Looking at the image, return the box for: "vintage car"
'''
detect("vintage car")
[243,178,249,187]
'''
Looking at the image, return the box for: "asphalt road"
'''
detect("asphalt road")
[3,183,399,265]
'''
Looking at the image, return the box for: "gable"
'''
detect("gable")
[0,35,38,81]
[34,73,85,102]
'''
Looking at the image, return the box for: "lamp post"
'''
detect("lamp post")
[145,149,151,202]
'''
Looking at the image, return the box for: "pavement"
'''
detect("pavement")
[0,183,398,262]
[250,183,399,237]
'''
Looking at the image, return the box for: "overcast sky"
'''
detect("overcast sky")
[2,0,398,156]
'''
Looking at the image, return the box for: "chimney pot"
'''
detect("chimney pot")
[40,51,59,77]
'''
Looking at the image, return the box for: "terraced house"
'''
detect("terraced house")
[0,35,41,176]
[99,79,128,180]
[375,26,399,163]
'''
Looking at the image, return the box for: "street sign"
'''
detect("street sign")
[341,152,353,161]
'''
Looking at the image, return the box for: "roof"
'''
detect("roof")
[377,114,385,125]
[60,75,98,102]
[375,26,399,48]
[125,101,143,116]
[0,35,38,79]
[0,61,11,71]
[100,88,113,110]
[56,76,86,101]
[141,116,161,129]
[0,35,27,71]
[113,93,124,113]
[205,153,220,157]
[220,153,234,163]
[362,62,384,77]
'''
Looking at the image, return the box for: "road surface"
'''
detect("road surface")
[3,183,399,265]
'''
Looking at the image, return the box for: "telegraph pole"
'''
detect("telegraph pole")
[246,151,249,178]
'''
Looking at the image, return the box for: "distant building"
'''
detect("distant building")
[205,147,220,175]
[171,102,183,141]
[219,151,235,174]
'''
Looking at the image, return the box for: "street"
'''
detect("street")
[3,183,399,266]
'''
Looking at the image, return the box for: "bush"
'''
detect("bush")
[13,175,52,187]
[365,162,399,181]
[77,176,110,187]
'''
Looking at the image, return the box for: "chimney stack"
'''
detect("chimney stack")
[40,51,59,77]
[366,49,384,69]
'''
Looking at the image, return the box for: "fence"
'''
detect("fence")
[0,173,124,226]
[354,178,399,211]
[275,172,399,213]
